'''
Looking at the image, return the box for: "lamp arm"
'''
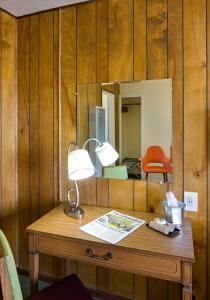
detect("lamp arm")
[67,180,80,209]
[83,138,102,150]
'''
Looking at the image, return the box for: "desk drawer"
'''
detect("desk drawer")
[36,235,181,282]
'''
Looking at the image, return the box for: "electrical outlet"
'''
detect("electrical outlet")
[184,191,198,212]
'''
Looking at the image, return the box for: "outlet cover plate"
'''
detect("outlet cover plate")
[184,191,198,212]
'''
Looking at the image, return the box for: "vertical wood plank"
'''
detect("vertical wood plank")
[134,180,147,212]
[167,1,183,298]
[184,0,207,299]
[53,10,59,208]
[60,6,77,204]
[147,182,168,214]
[147,0,167,79]
[97,0,108,83]
[208,0,210,298]
[96,177,109,291]
[77,1,97,84]
[77,84,99,206]
[97,177,109,207]
[134,0,147,80]
[1,12,17,260]
[53,9,65,278]
[17,16,30,269]
[109,179,134,209]
[147,182,168,300]
[108,0,133,82]
[0,11,2,232]
[78,178,97,206]
[39,11,54,275]
[134,275,147,300]
[134,180,147,300]
[76,1,97,288]
[109,178,134,298]
[168,0,183,200]
[147,278,168,300]
[29,15,40,223]
[39,11,54,215]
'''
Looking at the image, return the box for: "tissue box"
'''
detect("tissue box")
[163,200,185,225]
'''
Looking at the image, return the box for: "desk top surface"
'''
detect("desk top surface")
[27,205,194,262]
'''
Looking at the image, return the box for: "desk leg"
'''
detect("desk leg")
[182,262,192,300]
[29,234,39,295]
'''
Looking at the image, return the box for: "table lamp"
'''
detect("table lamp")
[65,139,119,219]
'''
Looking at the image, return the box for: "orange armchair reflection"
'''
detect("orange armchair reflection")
[141,145,172,182]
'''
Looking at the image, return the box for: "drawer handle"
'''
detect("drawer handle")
[86,248,113,260]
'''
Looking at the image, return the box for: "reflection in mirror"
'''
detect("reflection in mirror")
[77,79,172,182]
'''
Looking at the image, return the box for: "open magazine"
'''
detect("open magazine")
[80,210,145,244]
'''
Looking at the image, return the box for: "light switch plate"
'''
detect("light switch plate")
[184,191,198,212]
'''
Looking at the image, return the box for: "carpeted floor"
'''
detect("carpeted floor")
[19,274,103,300]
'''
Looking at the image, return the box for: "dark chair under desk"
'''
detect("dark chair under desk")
[0,229,94,300]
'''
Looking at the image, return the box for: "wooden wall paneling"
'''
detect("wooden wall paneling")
[96,177,109,292]
[53,10,59,208]
[77,85,89,147]
[96,178,109,207]
[76,1,97,288]
[167,1,183,298]
[109,179,134,210]
[147,278,168,300]
[60,6,77,204]
[108,178,134,299]
[134,0,147,80]
[147,182,168,214]
[17,16,30,269]
[39,11,54,275]
[96,0,108,83]
[183,1,207,299]
[53,9,65,278]
[0,10,1,233]
[14,0,210,298]
[146,2,168,296]
[134,180,147,300]
[29,15,40,224]
[1,12,17,260]
[147,0,167,79]
[134,180,147,212]
[208,0,210,298]
[134,275,147,300]
[77,84,100,206]
[147,181,168,300]
[108,0,133,82]
[77,1,97,85]
[39,11,54,216]
[168,0,183,201]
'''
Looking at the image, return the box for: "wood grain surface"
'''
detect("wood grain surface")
[1,11,17,262]
[0,0,207,299]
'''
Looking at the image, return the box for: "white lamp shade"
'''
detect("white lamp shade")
[68,149,95,180]
[95,142,119,166]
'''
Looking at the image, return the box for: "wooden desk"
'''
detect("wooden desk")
[26,205,194,300]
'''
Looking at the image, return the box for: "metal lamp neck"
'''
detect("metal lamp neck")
[83,138,102,150]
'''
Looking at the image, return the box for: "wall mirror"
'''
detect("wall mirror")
[77,79,172,182]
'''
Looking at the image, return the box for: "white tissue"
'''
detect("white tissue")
[166,191,178,207]
[171,207,182,225]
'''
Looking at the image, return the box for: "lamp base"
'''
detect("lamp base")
[64,205,84,219]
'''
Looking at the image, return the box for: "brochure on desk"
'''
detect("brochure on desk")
[80,211,145,244]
